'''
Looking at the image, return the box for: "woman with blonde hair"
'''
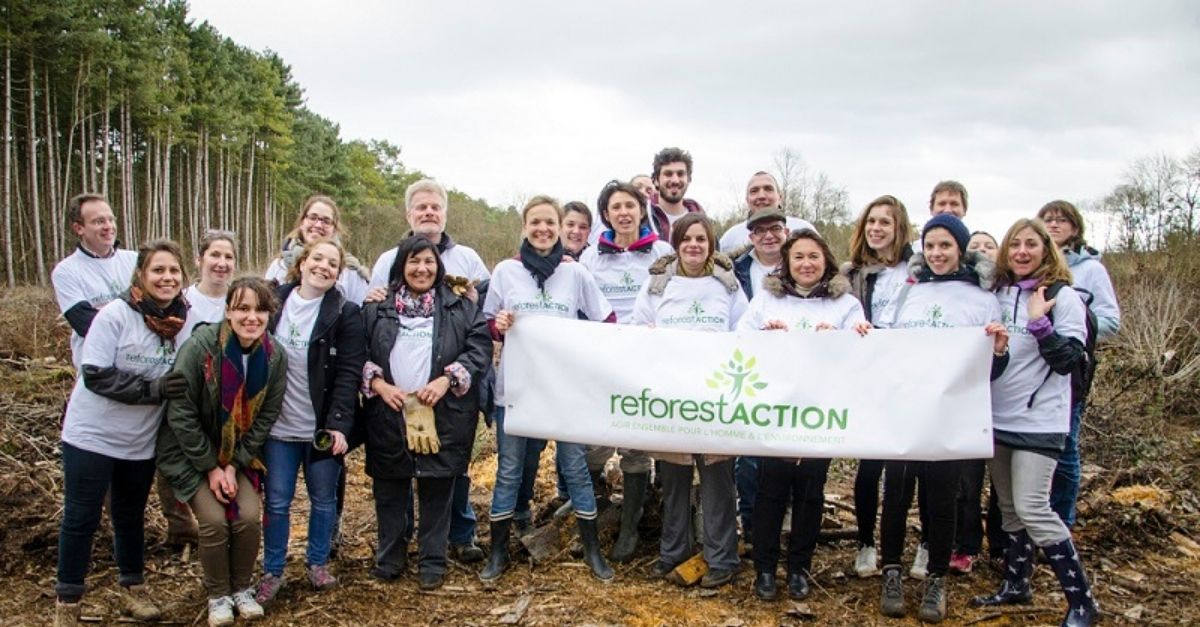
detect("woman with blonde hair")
[264,195,370,304]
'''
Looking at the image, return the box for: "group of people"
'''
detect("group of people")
[49,146,1117,627]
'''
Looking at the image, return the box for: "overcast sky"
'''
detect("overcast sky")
[189,1,1199,247]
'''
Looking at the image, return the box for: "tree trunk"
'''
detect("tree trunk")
[26,52,46,285]
[44,67,61,260]
[244,135,256,264]
[122,98,134,245]
[101,77,110,198]
[3,40,14,287]
[61,54,83,212]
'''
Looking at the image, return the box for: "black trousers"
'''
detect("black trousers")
[373,476,454,576]
[880,460,963,578]
[751,457,831,575]
[856,458,928,547]
[954,460,1009,558]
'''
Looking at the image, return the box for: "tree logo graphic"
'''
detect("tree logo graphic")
[1001,308,1013,325]
[535,289,553,308]
[688,300,705,316]
[928,304,945,326]
[620,271,636,291]
[288,322,302,341]
[705,349,768,401]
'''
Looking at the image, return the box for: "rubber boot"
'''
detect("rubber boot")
[577,517,614,582]
[590,468,612,510]
[610,472,648,562]
[479,519,512,582]
[971,528,1034,607]
[1044,538,1100,627]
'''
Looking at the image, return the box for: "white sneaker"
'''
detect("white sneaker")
[855,544,879,577]
[232,588,264,621]
[910,543,929,580]
[207,596,234,627]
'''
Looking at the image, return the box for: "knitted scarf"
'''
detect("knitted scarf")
[216,321,273,519]
[123,286,187,345]
[395,284,436,318]
[519,239,564,290]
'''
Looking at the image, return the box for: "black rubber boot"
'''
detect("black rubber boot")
[590,468,612,510]
[479,519,511,582]
[971,528,1034,607]
[577,517,614,582]
[610,472,649,562]
[1044,538,1100,627]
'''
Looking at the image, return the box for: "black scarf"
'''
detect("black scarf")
[519,239,564,290]
[916,264,980,286]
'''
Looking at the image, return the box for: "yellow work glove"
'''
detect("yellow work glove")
[404,396,441,455]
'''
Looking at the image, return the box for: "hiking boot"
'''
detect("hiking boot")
[1044,538,1100,627]
[419,571,445,591]
[254,573,285,604]
[480,519,512,582]
[207,596,234,627]
[700,567,736,588]
[880,565,905,617]
[787,572,810,600]
[910,543,930,580]
[972,529,1034,607]
[855,544,879,577]
[232,587,263,621]
[53,600,80,627]
[754,572,778,601]
[611,472,649,563]
[577,517,614,582]
[652,560,676,579]
[949,552,976,574]
[450,540,485,564]
[117,584,162,621]
[307,564,338,591]
[918,575,947,623]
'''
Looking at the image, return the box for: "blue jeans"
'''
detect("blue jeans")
[56,443,156,601]
[262,439,341,575]
[1049,401,1084,528]
[735,456,760,537]
[490,408,596,520]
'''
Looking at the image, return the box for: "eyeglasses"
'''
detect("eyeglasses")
[304,213,335,227]
[751,224,786,237]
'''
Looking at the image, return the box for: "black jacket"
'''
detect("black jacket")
[360,284,493,479]
[268,282,367,462]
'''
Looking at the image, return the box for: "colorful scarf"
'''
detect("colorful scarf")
[519,239,564,290]
[395,285,436,318]
[123,286,187,344]
[216,321,273,519]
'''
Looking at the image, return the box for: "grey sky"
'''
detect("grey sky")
[190,1,1200,245]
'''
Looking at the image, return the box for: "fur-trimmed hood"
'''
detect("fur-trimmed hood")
[906,249,997,291]
[763,272,851,299]
[646,251,740,295]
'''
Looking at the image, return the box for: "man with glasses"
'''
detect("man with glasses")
[718,172,816,252]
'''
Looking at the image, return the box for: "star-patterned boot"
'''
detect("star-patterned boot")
[1043,538,1099,627]
[971,528,1034,606]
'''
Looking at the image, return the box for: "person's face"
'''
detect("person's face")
[1041,211,1077,248]
[301,202,336,242]
[407,190,446,238]
[404,248,439,293]
[561,211,589,253]
[923,228,961,275]
[865,204,897,253]
[605,191,643,237]
[745,174,780,211]
[73,200,117,253]
[632,176,659,206]
[300,242,341,293]
[967,234,999,261]
[787,238,826,289]
[930,191,965,217]
[749,220,787,257]
[227,289,269,346]
[1007,226,1046,279]
[141,251,183,307]
[524,203,561,253]
[677,223,710,270]
[198,240,236,289]
[654,161,690,204]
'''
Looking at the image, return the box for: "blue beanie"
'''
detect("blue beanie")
[922,214,970,254]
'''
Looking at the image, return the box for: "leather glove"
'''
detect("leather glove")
[404,396,441,455]
[156,371,189,401]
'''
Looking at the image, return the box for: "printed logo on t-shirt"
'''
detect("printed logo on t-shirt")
[512,289,570,314]
[600,271,641,297]
[399,324,434,339]
[87,279,124,307]
[791,318,814,331]
[282,322,310,350]
[895,304,951,329]
[660,300,727,328]
[1001,307,1030,336]
[124,342,178,367]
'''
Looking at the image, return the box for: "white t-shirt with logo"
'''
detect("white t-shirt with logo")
[369,241,491,289]
[484,260,613,403]
[272,291,322,440]
[737,291,866,333]
[881,280,1001,331]
[747,253,779,297]
[52,247,139,370]
[264,257,368,306]
[61,300,192,460]
[182,285,226,336]
[869,263,909,325]
[631,276,748,332]
[389,315,435,394]
[578,241,673,324]
[718,216,817,252]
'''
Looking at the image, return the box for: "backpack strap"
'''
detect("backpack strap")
[887,280,915,328]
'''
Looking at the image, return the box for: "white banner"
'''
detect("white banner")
[503,317,994,461]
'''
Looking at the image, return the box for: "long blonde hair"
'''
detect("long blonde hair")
[995,218,1073,288]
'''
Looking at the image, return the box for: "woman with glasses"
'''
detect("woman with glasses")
[265,195,371,305]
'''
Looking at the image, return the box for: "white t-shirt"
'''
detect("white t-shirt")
[578,241,673,324]
[369,240,490,289]
[264,257,368,306]
[484,259,613,403]
[272,291,322,440]
[182,285,226,337]
[737,291,866,333]
[747,253,779,297]
[718,216,817,252]
[992,284,1087,434]
[882,280,1001,330]
[631,276,748,332]
[868,263,909,325]
[51,247,139,370]
[389,315,435,394]
[61,300,192,460]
